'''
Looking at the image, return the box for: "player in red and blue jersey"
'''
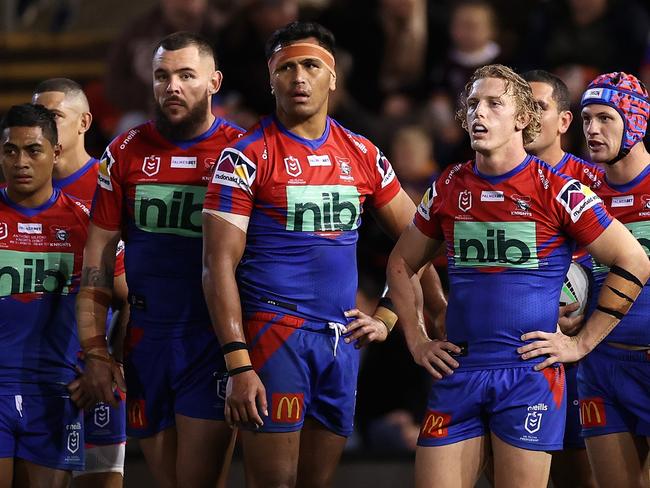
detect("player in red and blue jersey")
[75,32,244,487]
[0,104,88,487]
[32,78,128,488]
[522,69,601,488]
[202,21,444,487]
[388,64,649,488]
[576,72,650,488]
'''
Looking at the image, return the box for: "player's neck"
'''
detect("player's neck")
[605,143,650,185]
[276,110,328,140]
[475,143,528,176]
[6,183,54,209]
[54,146,91,180]
[532,144,565,167]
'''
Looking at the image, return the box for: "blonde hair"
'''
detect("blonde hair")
[456,64,541,145]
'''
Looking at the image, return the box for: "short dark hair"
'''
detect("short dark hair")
[522,70,571,112]
[1,103,58,145]
[153,31,218,68]
[265,21,336,60]
[34,77,83,96]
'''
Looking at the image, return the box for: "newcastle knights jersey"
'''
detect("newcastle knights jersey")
[588,164,650,345]
[203,115,401,324]
[0,189,89,395]
[414,156,612,370]
[91,118,244,334]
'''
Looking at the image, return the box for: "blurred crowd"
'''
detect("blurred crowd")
[8,0,650,455]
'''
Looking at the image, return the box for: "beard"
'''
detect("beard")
[154,95,210,141]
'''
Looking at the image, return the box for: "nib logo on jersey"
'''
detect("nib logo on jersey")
[454,221,538,268]
[0,250,74,296]
[286,185,361,232]
[134,184,207,237]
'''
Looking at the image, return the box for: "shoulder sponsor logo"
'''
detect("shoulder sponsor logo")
[211,148,257,192]
[18,223,42,234]
[481,190,504,202]
[345,132,368,154]
[556,179,601,222]
[579,397,606,427]
[0,223,7,240]
[118,128,139,150]
[0,250,75,296]
[420,411,451,439]
[376,151,395,188]
[611,195,634,207]
[127,398,148,430]
[453,221,539,269]
[94,403,110,428]
[458,190,472,212]
[272,393,304,423]
[336,157,353,181]
[307,154,331,167]
[444,163,463,185]
[284,156,302,177]
[286,185,361,232]
[170,156,197,169]
[142,155,161,177]
[537,168,550,189]
[98,149,115,191]
[417,183,437,221]
[134,184,206,237]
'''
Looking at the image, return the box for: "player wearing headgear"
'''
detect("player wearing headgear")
[387,64,649,488]
[0,103,88,487]
[202,20,446,487]
[75,32,244,487]
[574,71,650,487]
[32,78,128,488]
[522,69,601,488]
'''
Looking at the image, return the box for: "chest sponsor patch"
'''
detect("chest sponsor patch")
[170,156,197,169]
[481,190,504,202]
[611,195,634,207]
[286,185,361,232]
[134,184,206,237]
[0,250,74,296]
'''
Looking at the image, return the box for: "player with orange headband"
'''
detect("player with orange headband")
[202,21,446,487]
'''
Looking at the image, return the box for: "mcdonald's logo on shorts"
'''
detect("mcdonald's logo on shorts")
[271,393,304,423]
[127,398,148,429]
[579,397,606,428]
[420,410,451,438]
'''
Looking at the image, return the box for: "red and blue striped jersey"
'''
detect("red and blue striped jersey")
[414,155,612,369]
[204,115,401,324]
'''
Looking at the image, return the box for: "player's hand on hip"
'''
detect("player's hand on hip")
[518,330,583,370]
[411,339,460,380]
[83,353,126,408]
[343,308,389,348]
[225,370,268,430]
[557,302,584,336]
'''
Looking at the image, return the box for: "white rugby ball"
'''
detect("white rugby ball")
[559,261,591,318]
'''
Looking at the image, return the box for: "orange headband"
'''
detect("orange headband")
[268,42,336,78]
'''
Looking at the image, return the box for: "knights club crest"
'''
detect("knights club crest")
[142,155,161,177]
[0,222,7,240]
[284,156,302,177]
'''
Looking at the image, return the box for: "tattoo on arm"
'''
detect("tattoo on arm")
[81,265,114,288]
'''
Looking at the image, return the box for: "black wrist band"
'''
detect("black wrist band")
[228,365,254,376]
[378,296,395,312]
[222,341,249,355]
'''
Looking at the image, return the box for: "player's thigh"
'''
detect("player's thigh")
[0,458,12,488]
[491,432,551,488]
[241,429,301,488]
[138,426,177,488]
[586,432,649,488]
[74,471,123,488]
[415,435,486,488]
[550,448,596,488]
[175,414,232,488]
[13,458,71,488]
[296,417,347,488]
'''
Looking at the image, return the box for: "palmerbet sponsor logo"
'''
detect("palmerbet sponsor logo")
[454,221,538,268]
[0,251,74,296]
[286,185,361,232]
[134,184,206,237]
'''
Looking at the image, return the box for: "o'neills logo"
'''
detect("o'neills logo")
[579,397,606,428]
[272,393,304,423]
[420,410,451,438]
[127,399,148,429]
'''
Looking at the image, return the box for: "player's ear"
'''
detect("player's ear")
[53,143,62,165]
[515,110,530,132]
[558,110,573,135]
[329,72,337,92]
[209,70,223,96]
[79,112,92,135]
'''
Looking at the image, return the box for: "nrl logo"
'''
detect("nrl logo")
[142,155,161,177]
[284,156,302,177]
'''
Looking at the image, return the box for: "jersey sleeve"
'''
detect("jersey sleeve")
[365,145,401,208]
[554,178,612,246]
[90,145,124,231]
[413,178,444,240]
[203,146,258,217]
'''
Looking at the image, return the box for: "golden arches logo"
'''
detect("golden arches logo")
[272,393,303,423]
[579,398,606,427]
[128,400,147,429]
[420,411,450,438]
